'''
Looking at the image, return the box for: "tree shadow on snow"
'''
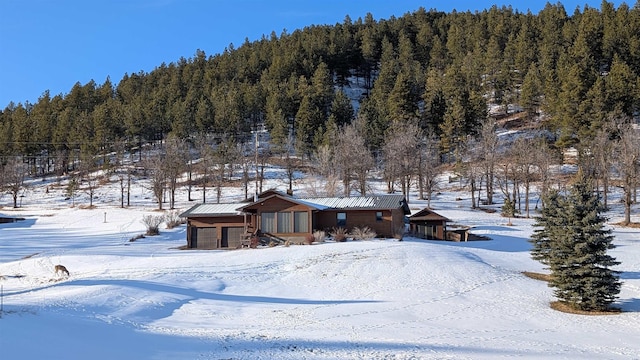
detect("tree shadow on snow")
[620,271,640,280]
[406,234,532,253]
[618,298,640,312]
[53,278,382,321]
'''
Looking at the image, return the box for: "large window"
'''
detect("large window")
[294,211,308,232]
[261,212,275,233]
[337,212,346,227]
[263,211,309,233]
[277,212,291,233]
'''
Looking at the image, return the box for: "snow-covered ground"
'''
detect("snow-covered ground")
[1,170,639,359]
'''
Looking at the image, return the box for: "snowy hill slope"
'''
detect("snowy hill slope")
[0,172,639,359]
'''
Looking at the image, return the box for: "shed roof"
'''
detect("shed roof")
[409,208,451,222]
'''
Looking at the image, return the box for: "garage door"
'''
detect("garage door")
[194,227,217,249]
[221,227,244,248]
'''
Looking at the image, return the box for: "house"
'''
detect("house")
[408,208,450,240]
[180,192,410,249]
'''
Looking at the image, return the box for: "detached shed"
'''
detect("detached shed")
[408,208,450,240]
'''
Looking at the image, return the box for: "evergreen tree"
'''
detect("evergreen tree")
[529,190,563,265]
[531,178,621,311]
[329,90,354,127]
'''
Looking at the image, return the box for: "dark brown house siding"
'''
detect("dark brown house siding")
[181,194,411,248]
[240,196,315,242]
[186,215,250,249]
[315,209,402,238]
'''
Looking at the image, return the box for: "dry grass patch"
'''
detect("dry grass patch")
[550,301,621,315]
[613,221,640,228]
[522,271,552,282]
[523,272,623,315]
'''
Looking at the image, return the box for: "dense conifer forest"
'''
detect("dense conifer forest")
[1,2,639,218]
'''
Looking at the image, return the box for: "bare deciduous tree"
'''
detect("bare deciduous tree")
[478,118,499,204]
[420,135,441,208]
[164,137,188,209]
[335,123,374,196]
[591,127,614,209]
[195,135,213,204]
[512,137,538,218]
[460,139,484,209]
[113,138,133,208]
[79,151,99,208]
[384,123,422,200]
[144,152,166,210]
[3,157,28,208]
[532,137,560,209]
[282,136,300,195]
[613,123,640,225]
[212,136,238,204]
[312,145,339,197]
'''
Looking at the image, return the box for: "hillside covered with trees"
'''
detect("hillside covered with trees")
[1,2,639,221]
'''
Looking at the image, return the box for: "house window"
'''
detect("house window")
[262,212,275,233]
[277,212,291,233]
[376,211,383,222]
[294,211,308,232]
[337,212,346,227]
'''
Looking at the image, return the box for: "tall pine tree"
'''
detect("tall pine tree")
[530,177,621,311]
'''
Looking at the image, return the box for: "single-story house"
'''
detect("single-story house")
[180,192,410,249]
[408,208,450,240]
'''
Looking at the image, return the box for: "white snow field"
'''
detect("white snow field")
[0,174,639,360]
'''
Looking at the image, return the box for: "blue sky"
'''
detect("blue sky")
[0,0,625,108]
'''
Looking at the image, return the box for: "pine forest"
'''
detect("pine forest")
[1,2,639,220]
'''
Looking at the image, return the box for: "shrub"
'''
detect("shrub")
[304,233,315,245]
[350,226,377,240]
[129,234,145,242]
[330,227,348,242]
[393,226,405,240]
[312,230,326,243]
[142,214,163,236]
[501,197,516,218]
[163,210,183,229]
[250,236,259,248]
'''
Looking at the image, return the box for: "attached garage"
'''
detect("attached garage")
[191,227,217,249]
[221,226,244,248]
[181,203,252,250]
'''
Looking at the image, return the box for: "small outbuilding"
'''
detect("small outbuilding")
[408,208,450,240]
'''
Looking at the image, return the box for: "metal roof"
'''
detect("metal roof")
[179,203,244,217]
[181,194,409,217]
[409,208,451,222]
[299,194,407,210]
